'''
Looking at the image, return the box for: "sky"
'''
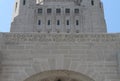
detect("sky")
[0,0,120,33]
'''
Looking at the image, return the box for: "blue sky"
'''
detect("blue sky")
[0,0,120,33]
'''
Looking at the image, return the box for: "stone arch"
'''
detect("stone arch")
[24,70,95,81]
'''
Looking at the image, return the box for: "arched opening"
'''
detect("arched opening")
[24,70,95,81]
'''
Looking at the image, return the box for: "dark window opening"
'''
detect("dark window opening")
[74,9,79,13]
[48,20,51,25]
[47,8,52,14]
[56,8,61,14]
[38,20,41,25]
[57,20,60,25]
[15,2,18,12]
[23,0,26,5]
[66,20,69,25]
[91,0,94,6]
[65,8,70,14]
[76,20,79,25]
[100,2,102,8]
[38,8,42,14]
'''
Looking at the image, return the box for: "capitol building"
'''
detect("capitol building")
[0,0,120,81]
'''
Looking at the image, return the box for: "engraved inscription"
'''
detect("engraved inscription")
[1,33,119,42]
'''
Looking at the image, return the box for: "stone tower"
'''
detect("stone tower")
[11,0,107,33]
[0,0,120,81]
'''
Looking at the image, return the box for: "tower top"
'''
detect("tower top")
[10,0,107,33]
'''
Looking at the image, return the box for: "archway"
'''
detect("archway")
[24,70,94,81]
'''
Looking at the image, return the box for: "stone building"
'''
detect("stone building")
[0,0,120,81]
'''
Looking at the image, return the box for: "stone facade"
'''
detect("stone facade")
[11,0,106,33]
[0,0,120,81]
[0,33,120,81]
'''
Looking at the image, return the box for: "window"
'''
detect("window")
[91,0,94,6]
[76,20,79,25]
[65,8,70,14]
[74,9,79,14]
[56,8,61,14]
[15,2,18,12]
[47,8,52,14]
[38,20,41,25]
[48,20,51,25]
[23,0,26,5]
[66,20,69,25]
[99,2,102,8]
[57,20,60,25]
[38,8,42,14]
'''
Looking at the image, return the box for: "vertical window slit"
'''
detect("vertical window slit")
[38,20,41,25]
[23,0,26,5]
[15,2,18,12]
[76,20,79,25]
[57,20,60,25]
[100,2,102,8]
[48,20,51,25]
[67,20,69,25]
[91,0,94,6]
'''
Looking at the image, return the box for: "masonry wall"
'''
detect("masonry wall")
[11,0,107,33]
[0,33,120,81]
[117,50,120,75]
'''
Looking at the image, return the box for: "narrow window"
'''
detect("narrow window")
[47,8,52,14]
[23,0,26,5]
[66,20,69,25]
[38,8,42,14]
[91,0,94,6]
[76,20,79,25]
[100,2,102,8]
[56,8,61,14]
[57,20,60,25]
[74,9,79,14]
[48,20,51,25]
[38,20,41,25]
[15,2,18,12]
[65,8,70,14]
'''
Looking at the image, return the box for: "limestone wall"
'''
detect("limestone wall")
[0,33,3,50]
[11,0,106,33]
[0,33,3,63]
[0,33,3,80]
[118,53,120,75]
[0,33,120,81]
